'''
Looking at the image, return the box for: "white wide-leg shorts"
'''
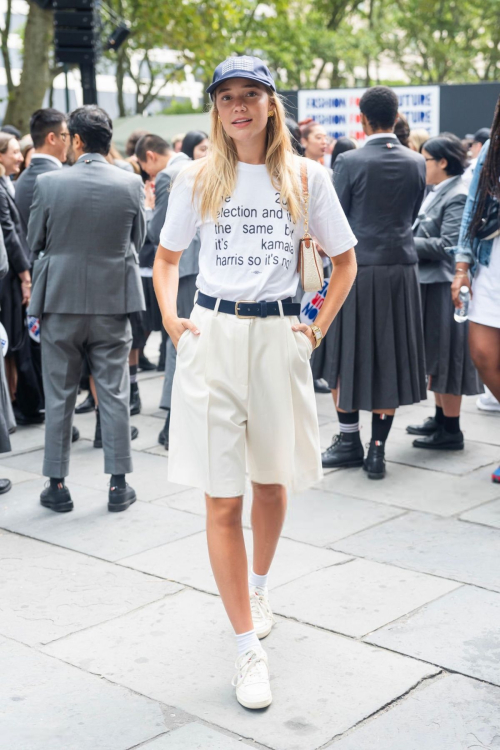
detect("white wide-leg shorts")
[168,302,323,497]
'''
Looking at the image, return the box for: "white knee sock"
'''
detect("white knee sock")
[235,629,261,656]
[249,569,268,590]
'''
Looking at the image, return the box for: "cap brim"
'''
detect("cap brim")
[206,71,276,97]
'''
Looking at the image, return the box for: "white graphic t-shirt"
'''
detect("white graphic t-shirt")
[159,156,357,302]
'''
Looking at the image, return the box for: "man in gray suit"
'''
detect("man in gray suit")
[15,108,69,239]
[28,106,146,513]
[135,134,200,450]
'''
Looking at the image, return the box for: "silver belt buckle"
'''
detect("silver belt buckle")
[235,300,257,319]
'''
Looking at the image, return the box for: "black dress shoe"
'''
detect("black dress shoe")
[413,428,464,451]
[322,432,364,469]
[0,478,12,494]
[314,378,331,394]
[14,409,45,426]
[130,384,141,415]
[94,411,139,449]
[406,416,439,436]
[158,411,170,450]
[138,355,156,371]
[108,483,137,512]
[40,482,74,512]
[75,392,95,414]
[72,426,80,443]
[363,440,386,479]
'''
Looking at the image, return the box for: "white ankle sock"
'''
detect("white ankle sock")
[249,570,268,589]
[236,629,261,656]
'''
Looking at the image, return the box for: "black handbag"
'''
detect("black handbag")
[476,196,500,241]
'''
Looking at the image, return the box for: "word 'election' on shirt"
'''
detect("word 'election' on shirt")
[159,157,357,303]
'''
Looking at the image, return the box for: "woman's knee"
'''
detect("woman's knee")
[206,494,243,528]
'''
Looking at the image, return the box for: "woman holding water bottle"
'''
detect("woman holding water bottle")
[453,94,500,483]
[406,135,482,450]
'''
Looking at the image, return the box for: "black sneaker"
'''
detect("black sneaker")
[158,411,170,450]
[40,481,74,512]
[322,432,364,469]
[130,383,141,415]
[75,392,95,414]
[94,411,139,449]
[108,483,137,512]
[0,478,12,495]
[413,428,464,451]
[363,440,386,479]
[406,416,439,436]
[138,355,156,372]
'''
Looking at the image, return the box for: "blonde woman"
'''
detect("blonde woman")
[153,56,357,709]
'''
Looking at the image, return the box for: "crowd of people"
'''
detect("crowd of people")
[0,54,499,709]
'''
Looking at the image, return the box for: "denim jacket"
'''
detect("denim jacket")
[452,140,493,276]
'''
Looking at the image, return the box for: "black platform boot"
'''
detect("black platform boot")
[40,480,73,512]
[130,382,142,415]
[322,432,364,469]
[158,410,170,451]
[75,392,95,414]
[363,439,386,480]
[406,416,439,436]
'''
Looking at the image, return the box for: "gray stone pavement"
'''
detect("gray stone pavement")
[1,333,500,750]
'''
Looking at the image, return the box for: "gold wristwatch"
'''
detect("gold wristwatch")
[310,324,323,349]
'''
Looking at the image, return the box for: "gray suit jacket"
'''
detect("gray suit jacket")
[334,137,426,266]
[148,152,200,279]
[15,156,60,238]
[28,153,146,317]
[413,176,467,284]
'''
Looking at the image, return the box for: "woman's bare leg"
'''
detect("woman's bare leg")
[469,322,500,401]
[251,482,287,576]
[205,494,253,634]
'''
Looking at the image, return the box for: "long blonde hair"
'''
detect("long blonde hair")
[192,89,302,224]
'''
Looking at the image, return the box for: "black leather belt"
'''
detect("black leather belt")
[197,292,300,319]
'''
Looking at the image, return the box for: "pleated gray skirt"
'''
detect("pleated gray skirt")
[314,263,427,411]
[421,282,482,396]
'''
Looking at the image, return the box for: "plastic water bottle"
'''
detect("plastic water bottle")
[454,286,470,323]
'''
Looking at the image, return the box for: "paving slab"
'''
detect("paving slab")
[330,673,500,750]
[271,559,460,638]
[74,411,161,452]
[385,436,499,475]
[0,479,205,561]
[42,588,439,750]
[333,511,500,592]
[0,533,181,646]
[282,489,404,547]
[460,497,500,529]
[5,425,45,456]
[0,636,170,750]
[0,463,41,485]
[367,585,500,686]
[142,723,255,749]
[0,441,187,502]
[120,529,350,594]
[318,460,500,516]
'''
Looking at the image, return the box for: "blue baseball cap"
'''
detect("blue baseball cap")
[206,56,276,98]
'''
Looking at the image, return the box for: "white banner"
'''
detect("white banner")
[297,86,440,141]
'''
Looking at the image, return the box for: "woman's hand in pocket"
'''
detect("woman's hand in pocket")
[291,322,315,348]
[164,317,200,349]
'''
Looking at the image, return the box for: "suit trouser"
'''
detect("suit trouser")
[41,313,133,478]
[160,274,197,411]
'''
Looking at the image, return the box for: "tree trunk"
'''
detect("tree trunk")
[4,2,53,133]
[116,47,127,117]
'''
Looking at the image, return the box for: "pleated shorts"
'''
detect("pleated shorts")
[168,302,323,497]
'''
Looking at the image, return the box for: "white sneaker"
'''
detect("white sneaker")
[250,586,274,639]
[232,648,272,709]
[476,391,500,412]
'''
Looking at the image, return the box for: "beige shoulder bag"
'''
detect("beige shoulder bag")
[297,160,324,293]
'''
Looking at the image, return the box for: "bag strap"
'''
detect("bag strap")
[300,160,310,237]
